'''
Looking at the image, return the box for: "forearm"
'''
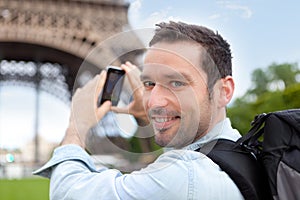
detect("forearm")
[50,160,122,200]
[33,145,122,199]
[60,122,86,148]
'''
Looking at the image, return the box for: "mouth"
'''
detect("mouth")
[151,116,181,131]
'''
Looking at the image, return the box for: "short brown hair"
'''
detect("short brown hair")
[149,21,232,97]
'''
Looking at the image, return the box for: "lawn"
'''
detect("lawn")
[0,177,49,200]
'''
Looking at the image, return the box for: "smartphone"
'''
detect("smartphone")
[98,66,125,106]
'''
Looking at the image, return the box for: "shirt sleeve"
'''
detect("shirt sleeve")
[33,144,100,178]
[33,144,191,200]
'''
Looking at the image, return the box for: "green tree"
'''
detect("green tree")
[228,62,300,134]
[249,68,269,96]
[269,62,299,88]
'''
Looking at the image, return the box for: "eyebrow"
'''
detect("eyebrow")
[140,71,194,82]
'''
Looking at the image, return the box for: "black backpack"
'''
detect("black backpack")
[197,109,300,200]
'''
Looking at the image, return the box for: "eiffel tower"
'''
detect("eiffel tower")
[0,0,144,96]
[0,0,152,169]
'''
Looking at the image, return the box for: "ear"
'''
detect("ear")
[218,76,235,107]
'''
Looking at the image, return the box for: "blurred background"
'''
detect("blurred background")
[0,0,299,199]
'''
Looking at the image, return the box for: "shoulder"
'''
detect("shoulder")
[135,149,243,199]
[144,149,222,173]
[159,149,218,164]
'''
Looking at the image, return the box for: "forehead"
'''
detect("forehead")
[145,41,202,66]
[142,42,206,79]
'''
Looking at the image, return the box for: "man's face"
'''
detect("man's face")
[141,42,218,148]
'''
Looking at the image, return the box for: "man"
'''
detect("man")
[34,21,244,199]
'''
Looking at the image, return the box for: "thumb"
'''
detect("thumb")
[96,101,112,120]
[111,106,129,114]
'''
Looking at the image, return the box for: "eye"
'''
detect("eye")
[143,81,155,89]
[170,81,186,88]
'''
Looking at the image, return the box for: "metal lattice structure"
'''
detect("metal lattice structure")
[0,0,143,97]
[0,60,71,103]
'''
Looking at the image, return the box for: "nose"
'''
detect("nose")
[147,84,169,108]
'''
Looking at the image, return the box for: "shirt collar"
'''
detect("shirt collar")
[184,118,241,151]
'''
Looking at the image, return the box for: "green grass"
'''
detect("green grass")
[0,177,49,200]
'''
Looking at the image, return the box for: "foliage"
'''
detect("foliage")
[0,178,49,200]
[248,62,299,96]
[228,62,300,134]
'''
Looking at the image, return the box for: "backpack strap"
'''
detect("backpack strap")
[196,139,272,200]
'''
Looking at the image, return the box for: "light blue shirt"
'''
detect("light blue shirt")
[34,118,244,200]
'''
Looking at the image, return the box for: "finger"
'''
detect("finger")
[121,63,142,90]
[72,87,81,98]
[95,70,107,96]
[120,61,136,72]
[121,62,144,102]
[96,101,111,120]
[111,106,129,114]
[121,61,140,74]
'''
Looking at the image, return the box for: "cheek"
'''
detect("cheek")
[179,86,203,104]
[179,86,210,120]
[175,89,199,114]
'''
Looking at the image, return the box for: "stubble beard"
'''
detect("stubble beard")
[155,104,213,148]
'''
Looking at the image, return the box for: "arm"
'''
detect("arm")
[36,145,190,200]
[61,71,111,149]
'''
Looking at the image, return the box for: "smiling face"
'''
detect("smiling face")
[141,41,222,148]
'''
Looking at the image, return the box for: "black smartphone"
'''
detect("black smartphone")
[98,66,125,106]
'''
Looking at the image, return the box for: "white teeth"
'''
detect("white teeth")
[154,117,174,123]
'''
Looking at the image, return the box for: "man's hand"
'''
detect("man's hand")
[61,71,111,148]
[111,62,149,126]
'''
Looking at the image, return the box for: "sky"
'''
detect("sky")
[1,0,300,150]
[0,86,70,149]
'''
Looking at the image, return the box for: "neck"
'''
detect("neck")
[194,108,227,142]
